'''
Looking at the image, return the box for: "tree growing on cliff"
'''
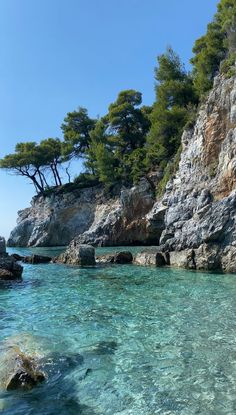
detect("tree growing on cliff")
[0,139,65,193]
[0,142,46,193]
[191,0,236,96]
[146,47,197,169]
[61,107,96,160]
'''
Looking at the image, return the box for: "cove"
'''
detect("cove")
[0,246,236,414]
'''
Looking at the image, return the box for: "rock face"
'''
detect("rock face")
[8,179,162,248]
[56,243,96,266]
[144,73,236,272]
[0,237,23,280]
[7,72,236,272]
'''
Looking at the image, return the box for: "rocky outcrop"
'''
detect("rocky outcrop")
[55,243,96,266]
[8,72,236,272]
[8,178,163,248]
[141,73,236,272]
[0,237,23,280]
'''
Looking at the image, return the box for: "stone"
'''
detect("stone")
[0,256,23,280]
[194,243,221,271]
[11,253,24,261]
[23,254,52,264]
[0,346,45,391]
[221,245,236,273]
[56,243,95,266]
[113,251,133,264]
[96,251,133,264]
[134,251,166,266]
[169,250,195,270]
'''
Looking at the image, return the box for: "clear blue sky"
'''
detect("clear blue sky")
[0,0,218,239]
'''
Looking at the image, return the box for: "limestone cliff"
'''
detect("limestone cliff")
[8,178,164,247]
[8,72,236,271]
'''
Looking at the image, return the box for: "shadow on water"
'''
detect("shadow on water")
[0,352,98,415]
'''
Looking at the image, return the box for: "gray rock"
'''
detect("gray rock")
[0,237,6,255]
[0,346,45,391]
[23,255,52,264]
[221,245,236,273]
[194,243,221,271]
[0,256,23,280]
[96,251,133,264]
[169,250,195,270]
[56,243,95,266]
[134,251,166,266]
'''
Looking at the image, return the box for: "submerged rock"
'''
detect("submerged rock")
[0,346,45,391]
[55,243,95,266]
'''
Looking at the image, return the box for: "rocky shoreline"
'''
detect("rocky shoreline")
[5,73,236,273]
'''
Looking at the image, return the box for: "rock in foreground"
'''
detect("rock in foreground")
[55,243,95,266]
[0,346,45,391]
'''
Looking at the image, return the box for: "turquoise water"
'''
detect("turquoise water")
[0,247,236,414]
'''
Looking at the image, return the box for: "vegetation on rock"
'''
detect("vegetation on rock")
[0,0,235,194]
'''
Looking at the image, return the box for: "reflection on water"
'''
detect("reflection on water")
[0,247,236,414]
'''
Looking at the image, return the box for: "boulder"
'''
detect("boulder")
[0,237,6,255]
[96,251,133,264]
[169,249,195,270]
[0,346,45,391]
[56,243,96,266]
[23,254,52,264]
[11,253,24,261]
[134,251,167,266]
[114,251,133,264]
[221,245,236,273]
[194,243,221,271]
[0,257,23,280]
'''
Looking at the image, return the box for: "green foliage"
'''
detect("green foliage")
[2,2,235,196]
[146,48,196,171]
[191,0,236,96]
[107,90,150,153]
[220,52,236,77]
[61,107,96,158]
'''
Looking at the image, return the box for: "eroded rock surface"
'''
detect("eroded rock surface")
[55,243,95,266]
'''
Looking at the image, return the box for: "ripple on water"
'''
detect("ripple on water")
[1,247,236,414]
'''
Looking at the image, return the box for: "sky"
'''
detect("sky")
[0,0,218,239]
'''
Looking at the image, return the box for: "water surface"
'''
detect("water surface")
[0,247,236,414]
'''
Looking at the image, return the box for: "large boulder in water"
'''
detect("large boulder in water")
[0,346,45,391]
[55,242,96,266]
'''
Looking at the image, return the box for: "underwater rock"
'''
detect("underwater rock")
[0,346,45,391]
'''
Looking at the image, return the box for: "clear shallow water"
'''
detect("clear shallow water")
[0,247,236,414]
